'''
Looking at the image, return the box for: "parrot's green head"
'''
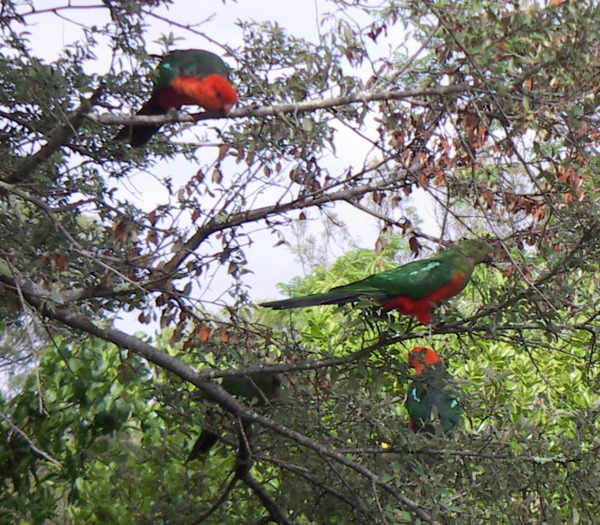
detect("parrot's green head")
[456,239,494,264]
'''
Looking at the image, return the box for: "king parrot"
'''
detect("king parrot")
[116,49,239,147]
[406,347,462,435]
[187,371,282,461]
[261,239,493,325]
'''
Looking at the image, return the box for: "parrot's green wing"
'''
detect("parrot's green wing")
[221,372,282,405]
[342,239,491,298]
[338,256,455,299]
[261,252,456,309]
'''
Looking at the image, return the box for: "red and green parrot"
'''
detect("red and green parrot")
[116,49,239,147]
[406,347,462,435]
[261,239,493,325]
[187,371,282,461]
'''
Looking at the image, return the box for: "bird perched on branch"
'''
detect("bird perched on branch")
[406,347,462,435]
[187,371,282,461]
[261,239,493,325]
[116,49,239,147]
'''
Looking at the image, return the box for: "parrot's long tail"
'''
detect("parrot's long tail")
[261,289,384,310]
[115,98,165,148]
[187,430,219,461]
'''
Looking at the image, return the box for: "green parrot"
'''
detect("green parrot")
[187,371,282,461]
[116,49,239,147]
[261,239,493,324]
[406,347,463,435]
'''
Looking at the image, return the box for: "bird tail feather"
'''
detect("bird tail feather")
[114,98,166,147]
[260,289,384,310]
[187,430,219,461]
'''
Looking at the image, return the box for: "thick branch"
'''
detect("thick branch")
[238,471,292,525]
[94,84,473,127]
[159,170,418,279]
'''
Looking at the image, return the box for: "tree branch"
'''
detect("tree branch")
[0,412,63,467]
[94,84,473,127]
[340,445,595,465]
[7,283,439,523]
[158,168,421,280]
[258,453,376,521]
[191,473,240,525]
[238,470,292,525]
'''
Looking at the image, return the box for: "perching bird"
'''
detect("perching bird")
[116,49,239,147]
[187,371,282,461]
[261,239,493,325]
[406,347,462,435]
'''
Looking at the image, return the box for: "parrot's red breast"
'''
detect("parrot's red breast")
[381,272,468,324]
[158,74,239,114]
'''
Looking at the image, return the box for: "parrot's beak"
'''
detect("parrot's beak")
[487,259,503,271]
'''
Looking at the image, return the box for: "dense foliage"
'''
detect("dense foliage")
[0,0,598,523]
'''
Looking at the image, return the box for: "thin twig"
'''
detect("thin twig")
[0,412,63,467]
